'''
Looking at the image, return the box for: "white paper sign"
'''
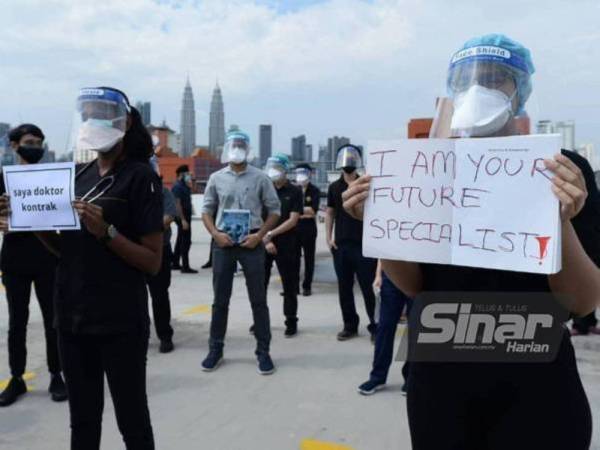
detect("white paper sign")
[3,162,80,231]
[363,135,562,274]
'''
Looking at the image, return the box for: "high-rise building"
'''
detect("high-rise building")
[259,125,272,166]
[135,101,152,126]
[291,135,307,162]
[0,123,11,166]
[327,136,350,168]
[555,121,575,150]
[536,119,576,150]
[209,82,225,156]
[306,144,313,163]
[180,77,196,157]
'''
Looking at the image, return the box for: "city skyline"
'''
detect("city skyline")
[1,1,599,161]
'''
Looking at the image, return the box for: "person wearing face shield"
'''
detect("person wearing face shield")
[0,88,162,449]
[341,34,597,449]
[262,154,303,337]
[0,124,68,407]
[294,164,321,296]
[326,145,378,342]
[201,130,281,374]
[171,164,197,273]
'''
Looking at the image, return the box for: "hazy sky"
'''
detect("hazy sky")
[1,0,599,157]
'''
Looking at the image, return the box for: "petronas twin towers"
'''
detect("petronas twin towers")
[180,78,225,157]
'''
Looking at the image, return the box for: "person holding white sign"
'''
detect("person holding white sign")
[0,124,67,407]
[1,88,163,450]
[342,34,597,450]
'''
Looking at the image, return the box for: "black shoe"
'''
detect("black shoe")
[358,379,386,396]
[159,339,174,353]
[401,382,408,396]
[279,291,285,297]
[337,329,358,341]
[249,325,255,335]
[171,263,182,270]
[201,350,223,372]
[181,267,199,274]
[302,289,312,296]
[49,373,68,402]
[0,377,27,407]
[201,262,212,269]
[284,326,297,338]
[257,353,276,375]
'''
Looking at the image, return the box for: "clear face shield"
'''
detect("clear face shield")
[335,146,363,172]
[221,132,254,164]
[67,88,130,154]
[444,49,533,138]
[265,158,287,182]
[294,168,311,186]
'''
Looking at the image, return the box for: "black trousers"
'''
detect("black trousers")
[407,334,592,450]
[2,270,60,377]
[331,241,377,332]
[146,245,174,341]
[209,244,271,355]
[265,238,299,327]
[172,219,192,269]
[58,329,154,450]
[296,222,317,292]
[572,311,598,334]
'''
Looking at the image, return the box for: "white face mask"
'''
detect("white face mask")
[296,174,309,185]
[76,120,125,153]
[228,147,247,164]
[450,85,514,137]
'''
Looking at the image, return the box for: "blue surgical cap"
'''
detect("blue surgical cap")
[269,153,291,171]
[448,34,535,114]
[226,130,250,144]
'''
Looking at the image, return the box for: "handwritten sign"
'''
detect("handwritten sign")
[3,162,80,231]
[363,135,562,274]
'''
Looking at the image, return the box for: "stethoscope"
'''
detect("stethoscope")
[75,160,118,203]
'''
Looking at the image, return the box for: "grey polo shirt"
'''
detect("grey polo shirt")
[202,164,281,231]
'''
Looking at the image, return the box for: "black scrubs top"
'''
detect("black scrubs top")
[327,175,364,245]
[271,181,303,248]
[54,159,163,334]
[298,182,321,233]
[414,149,600,372]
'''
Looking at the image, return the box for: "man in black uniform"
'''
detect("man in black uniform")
[172,164,197,273]
[0,124,67,406]
[263,154,303,337]
[294,164,321,296]
[326,145,377,341]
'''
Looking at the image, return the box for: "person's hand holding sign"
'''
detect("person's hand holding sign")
[342,175,371,221]
[73,200,108,239]
[544,153,587,222]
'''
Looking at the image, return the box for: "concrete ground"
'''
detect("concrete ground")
[0,221,598,450]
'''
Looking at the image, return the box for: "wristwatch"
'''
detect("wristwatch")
[100,224,118,244]
[265,231,273,242]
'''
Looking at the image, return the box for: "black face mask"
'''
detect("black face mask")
[17,146,45,164]
[342,166,356,174]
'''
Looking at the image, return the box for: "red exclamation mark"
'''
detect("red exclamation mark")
[535,236,551,265]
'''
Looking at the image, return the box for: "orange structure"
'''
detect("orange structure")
[408,118,433,139]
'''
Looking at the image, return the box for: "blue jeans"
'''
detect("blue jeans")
[370,273,412,384]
